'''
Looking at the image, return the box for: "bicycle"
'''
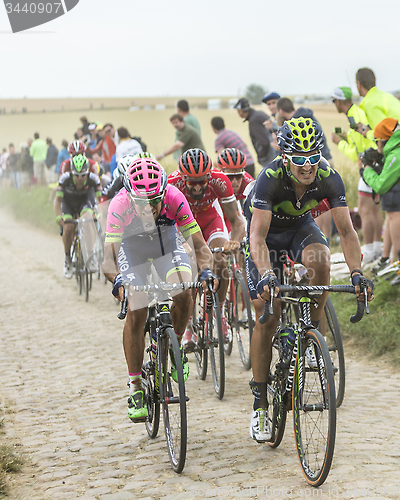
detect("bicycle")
[261,279,369,487]
[191,278,225,399]
[118,277,203,473]
[286,259,345,408]
[211,242,254,370]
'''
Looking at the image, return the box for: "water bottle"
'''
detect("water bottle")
[280,327,296,368]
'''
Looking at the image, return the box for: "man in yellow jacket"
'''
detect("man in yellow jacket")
[331,86,383,263]
[356,68,400,141]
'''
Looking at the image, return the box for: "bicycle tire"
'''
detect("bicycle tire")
[85,268,90,302]
[207,294,225,400]
[267,370,287,449]
[76,239,83,296]
[292,329,336,487]
[224,282,234,356]
[142,332,160,439]
[159,327,187,473]
[324,297,345,408]
[192,288,208,380]
[233,271,253,370]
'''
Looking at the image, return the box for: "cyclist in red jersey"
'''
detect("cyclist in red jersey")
[216,148,254,201]
[168,148,245,349]
[60,139,99,176]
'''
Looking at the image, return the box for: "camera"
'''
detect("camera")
[348,116,358,130]
[360,147,384,174]
[334,127,343,134]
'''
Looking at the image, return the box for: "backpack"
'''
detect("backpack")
[131,136,147,152]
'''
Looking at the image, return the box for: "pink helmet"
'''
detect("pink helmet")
[123,158,168,198]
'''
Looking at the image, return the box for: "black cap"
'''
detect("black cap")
[234,98,250,111]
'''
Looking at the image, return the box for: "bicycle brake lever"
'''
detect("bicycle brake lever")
[117,281,130,320]
[269,286,274,315]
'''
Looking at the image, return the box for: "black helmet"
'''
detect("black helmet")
[234,98,250,111]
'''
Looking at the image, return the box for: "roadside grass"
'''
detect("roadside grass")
[330,277,400,366]
[0,415,23,497]
[0,187,58,235]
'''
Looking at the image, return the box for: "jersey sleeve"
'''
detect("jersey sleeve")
[319,165,348,209]
[252,164,283,211]
[210,170,236,204]
[164,185,200,239]
[56,172,69,197]
[105,192,129,244]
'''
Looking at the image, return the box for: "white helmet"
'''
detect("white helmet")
[117,154,137,178]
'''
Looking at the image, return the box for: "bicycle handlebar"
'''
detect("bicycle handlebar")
[210,239,246,255]
[258,284,367,325]
[117,280,204,320]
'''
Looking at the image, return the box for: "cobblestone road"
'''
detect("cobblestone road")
[1,209,400,500]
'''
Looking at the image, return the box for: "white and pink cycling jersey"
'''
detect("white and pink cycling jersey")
[105,184,200,244]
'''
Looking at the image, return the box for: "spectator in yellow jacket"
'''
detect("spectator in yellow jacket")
[331,86,383,262]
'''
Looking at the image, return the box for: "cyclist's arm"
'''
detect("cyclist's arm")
[103,241,124,297]
[191,230,213,272]
[54,193,63,221]
[221,199,245,244]
[249,207,273,279]
[331,206,362,273]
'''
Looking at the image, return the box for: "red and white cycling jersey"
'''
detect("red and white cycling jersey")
[234,171,255,201]
[60,158,99,176]
[168,168,236,215]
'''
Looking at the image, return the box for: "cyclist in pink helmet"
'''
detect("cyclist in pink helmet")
[103,157,218,423]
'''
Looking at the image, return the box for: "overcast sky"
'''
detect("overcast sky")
[0,0,398,99]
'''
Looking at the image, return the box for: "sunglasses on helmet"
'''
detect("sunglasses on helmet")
[225,171,244,181]
[286,153,321,166]
[131,194,164,207]
[185,177,209,188]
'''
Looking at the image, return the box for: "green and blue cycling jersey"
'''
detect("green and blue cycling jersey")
[243,157,348,231]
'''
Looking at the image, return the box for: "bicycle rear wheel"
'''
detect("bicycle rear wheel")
[232,271,253,370]
[323,297,345,407]
[192,288,208,380]
[267,369,287,449]
[159,327,187,473]
[223,281,233,356]
[292,329,336,487]
[207,294,225,400]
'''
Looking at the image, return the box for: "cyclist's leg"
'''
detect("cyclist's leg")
[61,200,75,255]
[246,237,281,442]
[291,218,330,323]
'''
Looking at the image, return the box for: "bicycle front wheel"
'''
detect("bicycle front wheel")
[292,329,336,487]
[324,297,345,408]
[207,294,225,400]
[232,271,253,370]
[159,327,187,473]
[192,288,208,380]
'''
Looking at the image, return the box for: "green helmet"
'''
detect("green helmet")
[277,117,325,155]
[72,154,89,174]
[132,152,155,160]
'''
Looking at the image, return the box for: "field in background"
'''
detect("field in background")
[0,99,358,208]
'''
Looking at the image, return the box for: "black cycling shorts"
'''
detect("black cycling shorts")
[246,217,328,300]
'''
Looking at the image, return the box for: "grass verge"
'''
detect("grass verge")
[0,414,23,497]
[330,277,400,366]
[0,187,58,235]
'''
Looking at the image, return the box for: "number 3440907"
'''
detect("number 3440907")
[5,3,62,14]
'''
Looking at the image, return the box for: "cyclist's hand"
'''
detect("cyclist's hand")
[112,273,125,301]
[199,267,219,293]
[223,240,240,253]
[56,215,64,227]
[352,273,374,301]
[256,273,279,301]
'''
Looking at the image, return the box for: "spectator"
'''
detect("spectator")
[7,143,20,189]
[80,116,90,135]
[262,92,281,117]
[211,116,255,178]
[356,67,400,140]
[0,148,9,187]
[234,98,276,168]
[85,123,102,158]
[30,132,47,186]
[18,143,32,188]
[56,140,69,175]
[26,138,34,184]
[155,114,204,161]
[277,97,333,164]
[363,118,400,268]
[45,138,59,184]
[115,127,143,162]
[331,86,383,262]
[173,100,201,161]
[100,123,117,169]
